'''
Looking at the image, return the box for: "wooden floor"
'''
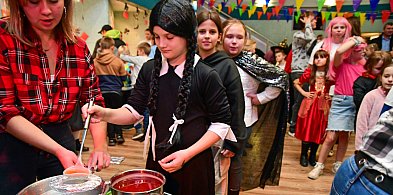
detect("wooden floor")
[81,128,355,195]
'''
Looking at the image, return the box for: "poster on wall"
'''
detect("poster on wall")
[293,11,324,30]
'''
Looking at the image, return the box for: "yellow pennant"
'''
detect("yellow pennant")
[360,12,366,26]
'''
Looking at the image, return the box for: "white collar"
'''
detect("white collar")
[159,54,200,77]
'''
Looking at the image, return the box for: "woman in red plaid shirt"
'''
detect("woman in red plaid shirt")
[0,1,110,194]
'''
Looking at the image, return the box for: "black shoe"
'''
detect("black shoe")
[309,158,316,167]
[109,138,116,146]
[300,155,308,167]
[116,135,125,144]
[245,142,253,148]
[75,139,89,152]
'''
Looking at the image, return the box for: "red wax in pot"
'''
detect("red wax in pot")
[113,176,163,192]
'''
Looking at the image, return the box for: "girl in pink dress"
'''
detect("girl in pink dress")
[294,50,332,167]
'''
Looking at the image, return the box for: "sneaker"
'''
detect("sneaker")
[108,138,116,146]
[132,132,145,140]
[287,131,295,137]
[308,162,324,180]
[116,135,125,144]
[328,150,334,157]
[332,161,342,173]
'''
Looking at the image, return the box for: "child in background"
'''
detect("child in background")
[94,37,127,146]
[353,51,392,113]
[120,42,151,141]
[275,50,287,70]
[117,45,132,88]
[308,36,367,180]
[364,43,379,59]
[294,50,332,167]
[355,63,393,151]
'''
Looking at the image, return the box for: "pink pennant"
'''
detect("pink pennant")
[382,10,391,23]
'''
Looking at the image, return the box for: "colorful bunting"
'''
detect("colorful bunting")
[241,4,248,13]
[237,0,242,6]
[286,14,292,22]
[359,12,366,25]
[325,12,331,21]
[208,0,215,7]
[338,12,344,17]
[317,0,325,12]
[353,0,362,11]
[221,1,227,7]
[262,5,268,14]
[279,0,286,7]
[257,11,263,19]
[267,12,273,20]
[230,2,237,11]
[331,12,337,18]
[382,10,391,23]
[239,8,244,16]
[228,6,232,15]
[266,0,271,6]
[276,15,281,21]
[275,6,282,16]
[322,11,326,21]
[217,3,222,12]
[370,13,377,24]
[288,7,294,16]
[335,0,344,12]
[248,10,253,18]
[354,12,361,17]
[370,0,380,12]
[295,11,301,23]
[295,0,304,12]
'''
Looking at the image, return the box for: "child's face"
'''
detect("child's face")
[275,53,286,63]
[197,19,221,54]
[314,55,327,67]
[381,67,393,91]
[223,23,246,58]
[153,26,187,63]
[371,60,384,76]
[364,47,373,57]
[331,23,347,39]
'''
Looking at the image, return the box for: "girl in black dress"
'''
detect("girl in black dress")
[84,0,232,194]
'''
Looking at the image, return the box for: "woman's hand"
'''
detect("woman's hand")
[302,91,315,98]
[158,150,188,173]
[82,104,106,123]
[55,147,79,169]
[88,149,111,171]
[221,149,235,158]
[246,93,261,105]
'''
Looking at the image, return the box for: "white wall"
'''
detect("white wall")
[113,11,150,55]
[73,0,112,53]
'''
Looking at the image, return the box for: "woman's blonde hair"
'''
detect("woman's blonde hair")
[5,0,76,46]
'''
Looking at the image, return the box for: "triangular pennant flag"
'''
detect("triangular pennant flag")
[266,0,271,6]
[354,11,361,17]
[288,7,294,16]
[325,12,331,21]
[252,0,256,5]
[237,0,242,6]
[353,0,362,11]
[345,12,354,18]
[230,2,237,11]
[218,3,222,12]
[370,0,380,12]
[267,12,273,20]
[366,13,371,20]
[228,6,232,15]
[295,11,301,23]
[248,10,253,18]
[257,11,263,19]
[331,12,337,18]
[382,10,391,23]
[276,15,281,21]
[360,12,366,25]
[221,1,227,7]
[370,13,377,24]
[249,1,253,9]
[286,14,292,22]
[239,8,244,16]
[279,0,286,7]
[262,5,268,14]
[322,11,326,21]
[338,12,344,17]
[208,0,215,7]
[295,0,305,12]
[251,5,257,14]
[242,4,248,13]
[275,6,282,15]
[391,0,393,12]
[318,0,326,12]
[335,0,344,12]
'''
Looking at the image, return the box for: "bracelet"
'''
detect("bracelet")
[352,37,361,46]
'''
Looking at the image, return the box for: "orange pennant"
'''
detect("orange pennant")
[228,6,232,15]
[257,11,263,19]
[275,6,282,15]
[242,4,248,13]
[262,5,268,14]
[267,12,273,20]
[335,0,344,13]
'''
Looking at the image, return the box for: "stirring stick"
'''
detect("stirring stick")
[78,98,95,160]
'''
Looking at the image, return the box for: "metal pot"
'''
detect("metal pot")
[110,169,166,195]
[18,174,105,195]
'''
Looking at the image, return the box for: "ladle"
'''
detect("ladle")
[63,98,94,175]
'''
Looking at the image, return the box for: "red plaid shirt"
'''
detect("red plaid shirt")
[0,20,105,132]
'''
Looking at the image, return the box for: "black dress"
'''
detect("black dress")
[127,59,231,195]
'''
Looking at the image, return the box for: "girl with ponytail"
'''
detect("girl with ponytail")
[83,0,233,194]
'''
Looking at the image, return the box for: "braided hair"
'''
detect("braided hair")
[147,0,197,146]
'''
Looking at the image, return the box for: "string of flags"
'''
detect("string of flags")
[197,0,392,25]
